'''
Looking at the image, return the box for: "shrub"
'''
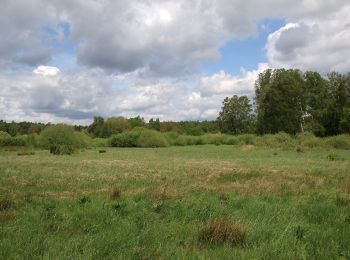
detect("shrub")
[39,124,84,155]
[0,131,10,138]
[0,136,27,147]
[202,134,226,145]
[136,129,169,147]
[324,135,350,150]
[224,136,239,145]
[297,132,324,149]
[198,217,247,247]
[164,131,179,145]
[237,134,256,145]
[256,132,295,149]
[174,136,198,146]
[109,128,143,147]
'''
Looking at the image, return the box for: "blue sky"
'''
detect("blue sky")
[201,19,285,75]
[1,1,350,124]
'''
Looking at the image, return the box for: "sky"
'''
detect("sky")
[1,0,350,125]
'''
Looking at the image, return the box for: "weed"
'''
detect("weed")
[0,198,12,211]
[110,187,121,200]
[0,211,16,222]
[78,196,91,205]
[335,195,350,207]
[149,187,176,201]
[99,149,106,153]
[17,150,35,156]
[198,217,247,247]
[327,153,343,161]
[295,225,306,240]
[152,202,164,213]
[296,146,303,153]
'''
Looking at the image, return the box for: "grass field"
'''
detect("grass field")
[1,145,350,259]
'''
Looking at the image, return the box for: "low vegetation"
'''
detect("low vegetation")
[1,145,349,258]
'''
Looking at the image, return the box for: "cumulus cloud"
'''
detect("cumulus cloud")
[33,66,60,76]
[199,63,269,97]
[0,0,56,68]
[266,5,350,73]
[2,0,350,123]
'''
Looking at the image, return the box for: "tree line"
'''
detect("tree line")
[218,69,350,136]
[1,69,349,137]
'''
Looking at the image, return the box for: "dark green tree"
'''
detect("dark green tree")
[129,116,145,128]
[255,69,306,135]
[88,116,105,137]
[148,118,160,131]
[303,71,329,136]
[217,95,254,134]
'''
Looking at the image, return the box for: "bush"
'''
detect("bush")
[136,129,169,147]
[325,135,350,150]
[39,124,84,155]
[90,138,108,148]
[109,128,143,147]
[237,134,256,145]
[174,135,205,146]
[297,132,324,149]
[164,131,180,145]
[0,136,27,147]
[0,131,10,138]
[256,132,295,149]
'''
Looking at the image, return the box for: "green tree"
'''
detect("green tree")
[101,116,131,137]
[88,116,105,137]
[40,124,85,155]
[149,118,160,131]
[324,72,350,135]
[303,71,329,136]
[129,116,145,128]
[255,69,306,135]
[217,95,254,134]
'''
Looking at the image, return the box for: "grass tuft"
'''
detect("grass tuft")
[110,187,121,200]
[198,217,248,247]
[149,187,176,201]
[0,198,12,211]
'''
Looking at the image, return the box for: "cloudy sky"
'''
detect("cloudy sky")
[1,0,350,124]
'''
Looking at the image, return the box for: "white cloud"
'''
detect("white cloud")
[266,5,350,73]
[199,63,269,97]
[2,0,350,123]
[33,65,60,76]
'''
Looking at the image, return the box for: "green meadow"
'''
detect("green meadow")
[1,144,349,259]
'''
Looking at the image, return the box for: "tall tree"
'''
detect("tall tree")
[303,71,329,136]
[88,116,105,137]
[255,69,306,135]
[218,95,254,134]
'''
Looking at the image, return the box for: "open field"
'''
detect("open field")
[1,145,350,259]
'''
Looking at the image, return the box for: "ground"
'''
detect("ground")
[1,145,350,259]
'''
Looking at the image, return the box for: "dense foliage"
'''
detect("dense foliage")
[39,125,87,155]
[255,69,350,136]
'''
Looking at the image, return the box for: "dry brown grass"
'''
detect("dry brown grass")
[149,187,178,200]
[198,217,248,247]
[110,187,121,200]
[0,211,16,222]
[0,198,12,211]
